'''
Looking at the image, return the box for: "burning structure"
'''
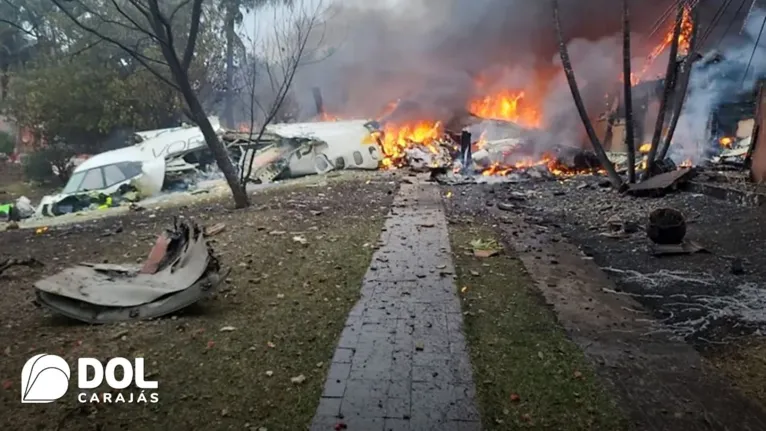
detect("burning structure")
[251,0,766,186]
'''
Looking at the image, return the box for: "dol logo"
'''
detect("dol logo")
[21,354,158,403]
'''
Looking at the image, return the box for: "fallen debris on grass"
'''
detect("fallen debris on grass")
[470,238,502,258]
[33,220,222,324]
[0,257,42,276]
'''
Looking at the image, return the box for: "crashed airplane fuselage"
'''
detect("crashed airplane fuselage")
[36,118,222,217]
[237,119,383,183]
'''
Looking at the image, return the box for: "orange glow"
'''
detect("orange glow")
[372,121,444,168]
[468,90,542,128]
[639,143,652,153]
[719,136,734,148]
[679,159,692,167]
[481,153,604,177]
[630,4,694,85]
[318,112,341,121]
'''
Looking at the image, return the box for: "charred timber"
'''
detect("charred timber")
[622,0,636,183]
[658,6,700,161]
[552,0,623,189]
[644,3,684,180]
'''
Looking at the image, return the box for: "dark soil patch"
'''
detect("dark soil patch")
[0,175,397,431]
[441,178,766,429]
[454,177,766,347]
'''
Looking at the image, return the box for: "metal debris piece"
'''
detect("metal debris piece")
[650,240,707,256]
[627,167,692,196]
[205,222,227,237]
[34,221,222,324]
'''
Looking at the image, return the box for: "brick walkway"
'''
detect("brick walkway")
[310,182,482,431]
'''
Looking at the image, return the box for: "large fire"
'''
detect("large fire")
[373,121,444,168]
[321,5,698,177]
[467,90,542,128]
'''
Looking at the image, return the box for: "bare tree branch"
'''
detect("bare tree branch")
[50,0,179,90]
[182,0,203,71]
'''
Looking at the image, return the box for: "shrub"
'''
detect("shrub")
[22,143,75,184]
[0,131,15,156]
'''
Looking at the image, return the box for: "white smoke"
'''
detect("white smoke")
[674,7,766,163]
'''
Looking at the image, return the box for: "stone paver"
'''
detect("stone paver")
[310,182,482,431]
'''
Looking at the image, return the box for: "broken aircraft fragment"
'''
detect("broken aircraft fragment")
[233,120,383,183]
[34,220,222,324]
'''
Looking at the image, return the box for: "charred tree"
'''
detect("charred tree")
[622,0,636,183]
[223,1,237,129]
[552,0,623,188]
[52,0,250,208]
[658,6,700,160]
[644,3,684,179]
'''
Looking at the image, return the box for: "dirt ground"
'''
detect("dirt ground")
[442,174,766,426]
[0,173,397,431]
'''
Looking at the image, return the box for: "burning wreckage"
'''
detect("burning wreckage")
[14,111,606,223]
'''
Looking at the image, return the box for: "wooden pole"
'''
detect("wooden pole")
[622,0,637,183]
[552,0,623,188]
[644,3,684,179]
[658,6,700,160]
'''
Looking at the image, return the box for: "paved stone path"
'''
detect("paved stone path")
[310,182,482,431]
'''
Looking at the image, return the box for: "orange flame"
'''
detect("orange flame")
[481,153,604,177]
[719,136,734,148]
[629,4,694,85]
[372,121,444,168]
[318,112,340,121]
[468,90,542,128]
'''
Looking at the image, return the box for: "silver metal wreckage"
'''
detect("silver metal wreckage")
[34,220,225,324]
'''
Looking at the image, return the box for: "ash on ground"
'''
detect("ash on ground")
[446,177,766,346]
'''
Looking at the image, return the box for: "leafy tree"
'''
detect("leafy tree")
[0,130,14,155]
[50,0,251,207]
[4,55,182,154]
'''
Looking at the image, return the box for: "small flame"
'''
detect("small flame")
[318,112,340,122]
[628,4,694,85]
[639,143,652,153]
[480,153,605,178]
[719,136,734,148]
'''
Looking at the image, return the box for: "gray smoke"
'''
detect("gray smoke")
[674,7,766,163]
[290,0,675,148]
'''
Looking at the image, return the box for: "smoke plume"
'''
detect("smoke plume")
[674,7,766,163]
[290,0,725,151]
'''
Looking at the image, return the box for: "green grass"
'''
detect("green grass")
[449,224,628,430]
[0,177,394,431]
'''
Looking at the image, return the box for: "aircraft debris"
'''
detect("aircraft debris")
[33,220,223,324]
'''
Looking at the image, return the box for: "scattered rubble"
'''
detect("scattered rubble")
[34,220,222,323]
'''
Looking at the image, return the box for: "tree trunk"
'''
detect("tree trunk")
[644,4,683,179]
[552,0,623,189]
[185,85,249,208]
[658,6,699,161]
[155,24,249,208]
[622,0,636,183]
[223,3,236,129]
